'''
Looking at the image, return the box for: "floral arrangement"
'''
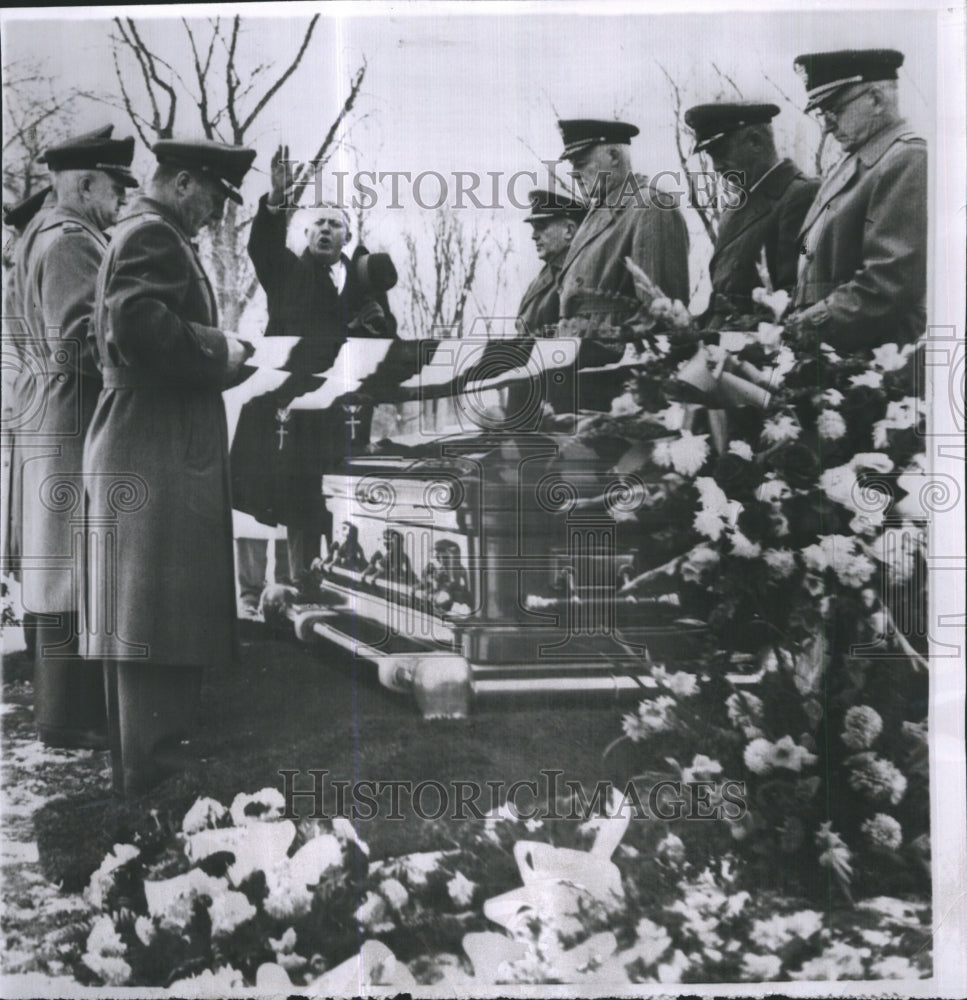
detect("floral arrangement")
[76,783,930,989]
[601,282,929,901]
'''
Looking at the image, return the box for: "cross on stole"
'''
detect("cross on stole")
[343,403,362,440]
[275,408,291,450]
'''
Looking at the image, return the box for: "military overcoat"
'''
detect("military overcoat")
[792,120,927,352]
[10,206,105,612]
[516,253,566,337]
[84,196,239,668]
[708,158,818,313]
[558,174,690,323]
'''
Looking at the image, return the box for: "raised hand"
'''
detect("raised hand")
[268,144,293,207]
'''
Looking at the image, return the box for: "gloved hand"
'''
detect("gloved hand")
[347,299,386,336]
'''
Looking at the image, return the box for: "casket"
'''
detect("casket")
[267,429,706,717]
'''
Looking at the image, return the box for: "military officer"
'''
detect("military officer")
[3,185,55,663]
[555,119,690,411]
[787,49,926,352]
[506,188,587,422]
[517,188,588,338]
[684,102,819,322]
[8,126,137,748]
[557,119,690,329]
[84,138,255,796]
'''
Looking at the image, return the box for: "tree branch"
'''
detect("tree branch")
[110,38,153,147]
[711,62,743,98]
[126,19,177,136]
[290,58,367,208]
[183,17,214,137]
[239,14,320,135]
[225,15,242,140]
[657,60,717,248]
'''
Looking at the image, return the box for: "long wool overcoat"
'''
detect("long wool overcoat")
[84,196,239,668]
[10,205,106,613]
[792,120,927,352]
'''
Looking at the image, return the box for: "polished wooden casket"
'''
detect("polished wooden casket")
[267,428,706,717]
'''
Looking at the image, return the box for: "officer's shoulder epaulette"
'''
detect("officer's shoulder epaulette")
[895,130,926,145]
[39,216,92,237]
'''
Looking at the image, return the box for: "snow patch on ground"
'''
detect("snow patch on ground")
[1,691,103,979]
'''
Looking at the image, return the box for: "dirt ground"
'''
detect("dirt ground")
[1,621,626,980]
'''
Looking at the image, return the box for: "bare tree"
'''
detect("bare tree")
[657,61,724,252]
[104,15,366,329]
[400,208,491,339]
[2,60,86,201]
[396,208,515,432]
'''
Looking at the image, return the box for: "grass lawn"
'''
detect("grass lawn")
[4,623,626,893]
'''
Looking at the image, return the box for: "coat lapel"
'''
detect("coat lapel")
[562,205,615,268]
[710,191,771,270]
[798,154,858,237]
[128,198,218,325]
[519,263,556,314]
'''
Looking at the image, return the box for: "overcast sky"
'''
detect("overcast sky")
[0,1,950,328]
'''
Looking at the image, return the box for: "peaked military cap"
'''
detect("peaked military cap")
[151,139,257,204]
[523,188,588,223]
[794,49,905,111]
[684,102,781,152]
[39,125,138,187]
[3,185,53,233]
[558,119,639,160]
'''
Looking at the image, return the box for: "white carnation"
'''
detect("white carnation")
[83,915,131,986]
[652,665,699,697]
[801,543,827,574]
[762,548,796,580]
[871,342,915,372]
[447,871,476,907]
[209,890,257,937]
[654,431,710,476]
[85,843,140,910]
[230,788,286,826]
[741,953,782,980]
[182,797,228,835]
[729,529,761,559]
[757,477,792,504]
[817,410,847,441]
[850,369,884,389]
[743,738,774,775]
[379,877,410,912]
[694,508,726,541]
[861,813,903,850]
[761,413,801,445]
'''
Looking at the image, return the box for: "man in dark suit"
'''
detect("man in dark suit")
[85,138,255,795]
[787,49,926,353]
[234,145,397,598]
[7,127,138,748]
[684,102,819,324]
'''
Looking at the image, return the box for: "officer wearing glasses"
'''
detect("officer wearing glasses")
[786,49,926,353]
